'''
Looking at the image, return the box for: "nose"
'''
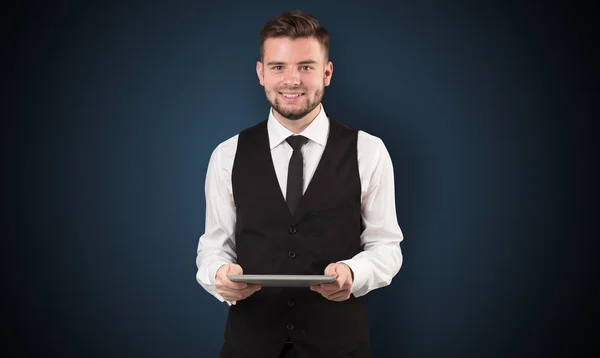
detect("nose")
[283,68,301,87]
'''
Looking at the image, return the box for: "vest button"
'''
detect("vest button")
[288,251,296,258]
[287,299,295,307]
[286,324,294,330]
[288,226,297,234]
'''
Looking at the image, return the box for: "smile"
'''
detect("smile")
[280,92,304,100]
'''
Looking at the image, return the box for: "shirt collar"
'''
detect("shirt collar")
[267,104,330,149]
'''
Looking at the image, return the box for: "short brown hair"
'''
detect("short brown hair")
[259,10,330,60]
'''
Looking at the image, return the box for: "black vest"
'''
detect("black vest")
[220,117,371,358]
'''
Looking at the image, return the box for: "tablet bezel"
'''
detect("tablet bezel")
[227,274,336,287]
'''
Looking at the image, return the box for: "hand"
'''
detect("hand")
[215,264,261,302]
[310,263,354,302]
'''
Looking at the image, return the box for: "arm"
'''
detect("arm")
[339,134,404,297]
[195,140,239,305]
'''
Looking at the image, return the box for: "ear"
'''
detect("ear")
[256,61,265,86]
[324,60,333,87]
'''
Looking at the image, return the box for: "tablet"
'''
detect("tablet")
[227,274,336,287]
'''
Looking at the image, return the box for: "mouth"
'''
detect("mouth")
[279,92,305,102]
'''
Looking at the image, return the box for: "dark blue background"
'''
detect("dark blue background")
[3,1,597,357]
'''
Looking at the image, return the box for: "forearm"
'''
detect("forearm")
[339,240,403,297]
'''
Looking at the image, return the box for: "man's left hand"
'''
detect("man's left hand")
[310,263,354,302]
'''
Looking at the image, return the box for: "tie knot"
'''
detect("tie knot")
[286,135,308,151]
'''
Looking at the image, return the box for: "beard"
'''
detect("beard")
[266,86,325,120]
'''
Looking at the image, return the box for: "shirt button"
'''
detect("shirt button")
[288,251,296,258]
[288,226,297,234]
[286,324,294,330]
[287,299,295,307]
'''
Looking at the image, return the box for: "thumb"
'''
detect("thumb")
[229,264,243,275]
[216,263,231,278]
[324,263,338,277]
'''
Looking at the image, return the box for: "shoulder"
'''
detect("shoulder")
[212,133,239,158]
[356,129,394,175]
[357,130,389,166]
[327,116,383,150]
[207,133,239,174]
[209,119,268,163]
[357,129,385,151]
[239,119,268,137]
[327,115,388,158]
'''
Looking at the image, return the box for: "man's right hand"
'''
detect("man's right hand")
[215,264,261,302]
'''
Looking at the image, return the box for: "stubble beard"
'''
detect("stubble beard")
[266,87,325,121]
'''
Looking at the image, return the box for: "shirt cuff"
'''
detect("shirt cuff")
[337,259,370,297]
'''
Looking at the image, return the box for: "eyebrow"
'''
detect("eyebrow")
[266,60,318,66]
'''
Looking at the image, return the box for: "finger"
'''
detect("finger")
[319,279,352,298]
[313,286,339,300]
[242,285,262,297]
[321,281,342,291]
[218,284,260,295]
[325,287,351,300]
[217,278,248,291]
[219,286,261,301]
[310,285,325,296]
[312,283,344,297]
[328,291,351,301]
[322,289,345,299]
[320,277,344,292]
[217,286,247,296]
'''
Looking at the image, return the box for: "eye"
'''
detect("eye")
[300,66,312,71]
[272,66,283,71]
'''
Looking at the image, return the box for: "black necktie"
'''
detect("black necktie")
[285,135,309,216]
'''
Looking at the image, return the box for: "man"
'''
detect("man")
[196,10,403,358]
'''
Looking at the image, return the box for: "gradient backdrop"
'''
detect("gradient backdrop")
[3,1,597,357]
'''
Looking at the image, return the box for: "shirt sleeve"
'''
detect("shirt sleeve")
[338,132,404,297]
[195,138,239,306]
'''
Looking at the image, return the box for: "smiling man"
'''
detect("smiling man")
[196,10,404,358]
[257,36,330,127]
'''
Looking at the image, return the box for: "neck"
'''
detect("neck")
[272,104,322,134]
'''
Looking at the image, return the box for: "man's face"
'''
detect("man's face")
[257,36,333,121]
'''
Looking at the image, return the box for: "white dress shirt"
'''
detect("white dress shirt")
[196,105,404,305]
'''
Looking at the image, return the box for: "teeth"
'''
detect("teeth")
[283,93,300,98]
